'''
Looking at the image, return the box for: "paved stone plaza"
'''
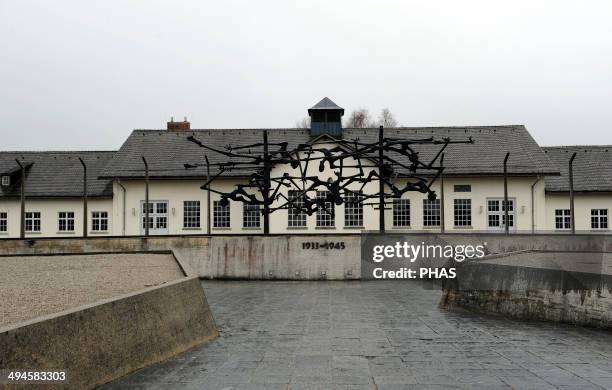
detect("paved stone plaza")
[103,281,612,389]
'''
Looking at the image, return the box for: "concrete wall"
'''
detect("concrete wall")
[2,233,612,280]
[199,235,361,279]
[440,260,612,330]
[0,276,218,390]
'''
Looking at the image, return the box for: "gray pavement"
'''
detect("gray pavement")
[101,281,612,389]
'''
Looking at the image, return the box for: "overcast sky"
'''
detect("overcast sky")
[1,0,611,151]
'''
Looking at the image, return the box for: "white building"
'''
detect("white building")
[1,98,610,238]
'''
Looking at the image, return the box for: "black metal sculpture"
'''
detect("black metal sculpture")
[185,127,473,234]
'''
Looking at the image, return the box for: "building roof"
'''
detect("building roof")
[0,151,115,198]
[308,97,343,110]
[100,125,559,179]
[543,146,612,192]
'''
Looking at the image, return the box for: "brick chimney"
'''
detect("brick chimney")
[167,116,190,131]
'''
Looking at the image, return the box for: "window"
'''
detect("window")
[555,209,571,230]
[142,203,153,230]
[1,176,9,186]
[344,192,364,227]
[0,212,7,232]
[316,190,335,227]
[25,212,41,232]
[591,209,608,230]
[243,204,260,228]
[423,199,441,227]
[183,201,201,228]
[393,199,410,227]
[453,199,472,227]
[487,199,514,230]
[454,185,471,192]
[155,202,167,216]
[141,201,168,233]
[58,211,75,232]
[92,211,108,231]
[288,190,306,227]
[213,200,230,228]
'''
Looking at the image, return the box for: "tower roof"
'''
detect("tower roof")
[308,97,344,115]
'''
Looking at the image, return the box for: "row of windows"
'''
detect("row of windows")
[208,196,444,229]
[555,208,609,230]
[1,204,609,233]
[0,211,108,233]
[138,198,436,230]
[171,197,476,229]
[392,199,473,228]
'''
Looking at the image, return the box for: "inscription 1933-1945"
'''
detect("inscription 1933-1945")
[302,242,346,250]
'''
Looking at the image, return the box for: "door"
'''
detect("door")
[486,198,515,231]
[140,200,169,235]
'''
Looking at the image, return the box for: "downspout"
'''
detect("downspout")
[530,176,541,234]
[117,179,127,236]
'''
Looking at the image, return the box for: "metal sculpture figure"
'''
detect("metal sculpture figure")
[185,127,473,234]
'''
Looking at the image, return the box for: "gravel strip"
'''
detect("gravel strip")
[0,253,184,328]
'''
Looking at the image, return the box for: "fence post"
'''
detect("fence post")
[440,153,445,234]
[15,159,25,239]
[79,158,88,238]
[263,131,271,235]
[569,152,577,234]
[142,156,150,237]
[205,155,211,235]
[503,152,510,235]
[378,126,385,233]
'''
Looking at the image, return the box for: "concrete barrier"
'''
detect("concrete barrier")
[0,276,218,390]
[440,253,612,330]
[1,233,612,279]
[0,235,362,280]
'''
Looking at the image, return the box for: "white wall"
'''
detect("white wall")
[9,151,612,238]
[107,174,545,235]
[545,192,612,233]
[0,198,113,238]
[113,178,258,236]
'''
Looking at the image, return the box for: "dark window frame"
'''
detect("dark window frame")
[453,199,472,227]
[91,211,109,232]
[393,199,411,227]
[183,200,201,228]
[243,203,261,228]
[591,209,608,230]
[453,185,471,193]
[213,200,231,228]
[423,199,441,227]
[58,211,75,232]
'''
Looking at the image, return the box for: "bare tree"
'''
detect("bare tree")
[376,108,398,127]
[344,108,374,128]
[295,117,310,128]
[298,108,399,129]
